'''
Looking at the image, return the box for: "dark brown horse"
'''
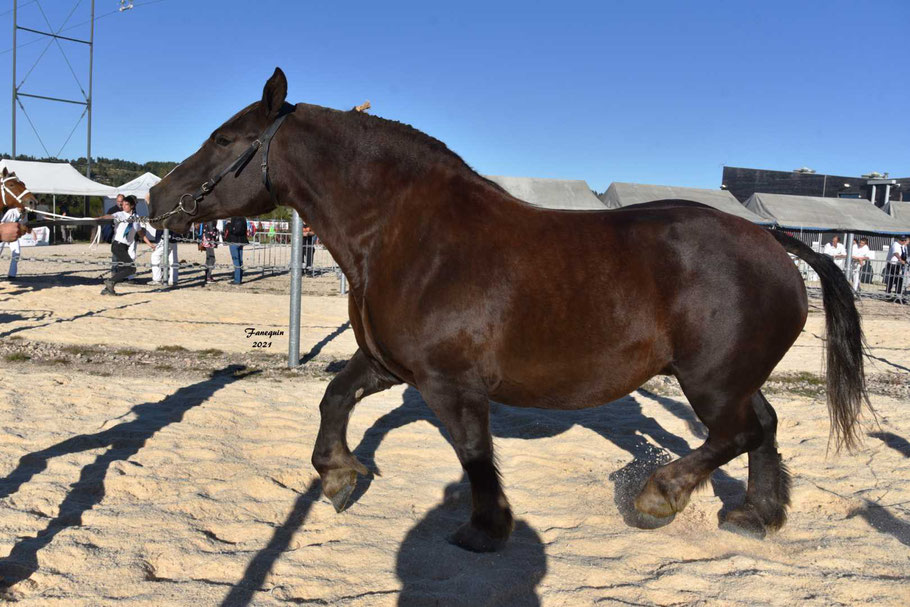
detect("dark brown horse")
[149,68,868,552]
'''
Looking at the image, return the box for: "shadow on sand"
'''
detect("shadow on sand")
[396,477,546,607]
[0,365,255,589]
[219,481,324,607]
[350,387,744,527]
[220,381,744,606]
[352,387,744,605]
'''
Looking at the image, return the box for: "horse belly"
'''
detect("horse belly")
[488,333,670,410]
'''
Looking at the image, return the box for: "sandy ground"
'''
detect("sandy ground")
[0,245,908,606]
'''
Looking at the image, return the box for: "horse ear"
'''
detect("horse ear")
[261,67,288,118]
[1,167,7,178]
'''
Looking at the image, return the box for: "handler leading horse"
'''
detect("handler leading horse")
[149,69,868,552]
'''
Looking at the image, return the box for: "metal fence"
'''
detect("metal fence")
[245,232,339,278]
[779,228,908,300]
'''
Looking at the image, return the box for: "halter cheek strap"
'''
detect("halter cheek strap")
[149,103,294,224]
[1,174,32,209]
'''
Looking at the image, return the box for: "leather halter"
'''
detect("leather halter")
[149,103,294,224]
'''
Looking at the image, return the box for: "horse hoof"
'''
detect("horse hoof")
[719,506,767,539]
[629,509,676,530]
[634,479,675,519]
[448,523,507,553]
[322,468,358,513]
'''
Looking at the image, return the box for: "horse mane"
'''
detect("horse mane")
[308,104,507,194]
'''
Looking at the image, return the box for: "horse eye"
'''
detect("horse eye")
[214,136,231,147]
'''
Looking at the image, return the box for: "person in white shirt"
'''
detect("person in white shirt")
[849,237,871,293]
[0,205,22,278]
[822,236,847,270]
[885,235,909,299]
[95,196,154,295]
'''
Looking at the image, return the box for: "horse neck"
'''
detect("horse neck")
[276,113,486,294]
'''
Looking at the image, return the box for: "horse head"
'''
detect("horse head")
[1,168,39,211]
[149,68,291,232]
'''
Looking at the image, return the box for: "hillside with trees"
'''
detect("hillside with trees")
[1,154,294,222]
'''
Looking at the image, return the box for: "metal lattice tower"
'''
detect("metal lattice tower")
[11,0,95,186]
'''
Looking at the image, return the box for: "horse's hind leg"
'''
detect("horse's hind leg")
[419,381,513,552]
[635,387,764,523]
[719,391,791,538]
[311,349,398,512]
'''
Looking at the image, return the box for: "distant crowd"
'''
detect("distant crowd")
[822,234,908,302]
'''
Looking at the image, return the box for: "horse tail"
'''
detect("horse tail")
[768,230,870,451]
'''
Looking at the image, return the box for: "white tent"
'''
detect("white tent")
[115,172,161,200]
[106,172,162,217]
[601,182,772,225]
[0,159,116,197]
[484,175,607,210]
[744,193,910,234]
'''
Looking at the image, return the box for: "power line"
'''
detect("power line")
[0,0,170,56]
[0,1,37,19]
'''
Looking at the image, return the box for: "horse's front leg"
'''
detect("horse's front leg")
[311,349,397,511]
[420,381,514,552]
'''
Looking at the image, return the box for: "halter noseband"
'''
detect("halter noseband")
[149,103,294,225]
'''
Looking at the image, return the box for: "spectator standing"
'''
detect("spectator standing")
[60,210,74,243]
[108,194,125,273]
[199,221,219,283]
[124,195,140,280]
[303,222,316,274]
[225,216,249,285]
[823,235,846,269]
[98,196,154,295]
[216,218,226,244]
[849,237,871,293]
[885,235,909,300]
[101,194,123,244]
[147,224,178,287]
[0,203,22,278]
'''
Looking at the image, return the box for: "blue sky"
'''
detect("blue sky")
[1,0,908,191]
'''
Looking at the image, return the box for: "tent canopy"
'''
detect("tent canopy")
[744,193,910,234]
[115,172,161,200]
[0,159,116,197]
[484,175,607,210]
[601,182,772,224]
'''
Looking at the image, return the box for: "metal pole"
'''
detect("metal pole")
[85,0,94,219]
[288,210,302,367]
[162,228,170,286]
[52,194,56,244]
[844,232,854,288]
[11,0,17,158]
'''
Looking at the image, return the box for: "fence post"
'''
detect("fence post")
[288,210,303,368]
[339,271,347,295]
[844,232,854,289]
[161,229,170,286]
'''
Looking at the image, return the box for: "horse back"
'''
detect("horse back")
[356,193,807,408]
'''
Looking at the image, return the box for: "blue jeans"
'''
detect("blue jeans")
[229,244,244,283]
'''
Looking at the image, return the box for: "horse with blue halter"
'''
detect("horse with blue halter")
[149,68,868,552]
